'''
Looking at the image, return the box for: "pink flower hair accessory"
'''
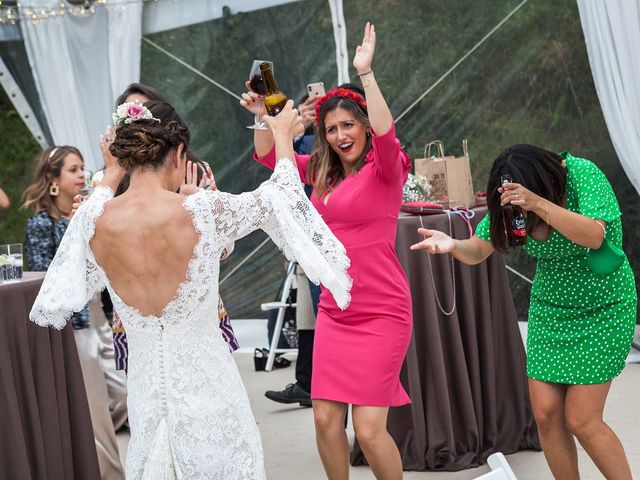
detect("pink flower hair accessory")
[112,101,160,126]
[314,88,367,124]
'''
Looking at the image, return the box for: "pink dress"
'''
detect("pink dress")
[255,125,412,406]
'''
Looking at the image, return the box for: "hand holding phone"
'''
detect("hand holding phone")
[307,82,326,99]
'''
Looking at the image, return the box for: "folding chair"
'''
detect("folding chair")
[474,452,518,480]
[260,260,297,371]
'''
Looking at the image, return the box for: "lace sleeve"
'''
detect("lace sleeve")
[206,158,352,309]
[30,187,113,329]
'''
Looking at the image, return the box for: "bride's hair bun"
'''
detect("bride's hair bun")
[110,101,190,171]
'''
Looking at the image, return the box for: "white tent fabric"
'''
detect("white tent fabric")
[20,0,142,173]
[142,0,303,35]
[328,0,350,85]
[577,0,640,195]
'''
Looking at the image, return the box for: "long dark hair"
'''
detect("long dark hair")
[487,144,566,252]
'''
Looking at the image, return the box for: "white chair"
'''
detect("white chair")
[260,260,297,371]
[474,452,518,480]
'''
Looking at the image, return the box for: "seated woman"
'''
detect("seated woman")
[411,144,636,480]
[31,99,351,479]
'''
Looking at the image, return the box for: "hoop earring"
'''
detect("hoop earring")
[49,183,60,197]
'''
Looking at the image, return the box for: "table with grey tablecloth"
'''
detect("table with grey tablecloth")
[351,208,540,471]
[0,272,100,479]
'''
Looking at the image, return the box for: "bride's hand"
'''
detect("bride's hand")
[100,127,126,190]
[180,161,216,196]
[262,100,304,140]
[410,228,456,254]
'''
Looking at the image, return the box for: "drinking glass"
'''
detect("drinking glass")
[0,243,23,282]
[246,60,272,130]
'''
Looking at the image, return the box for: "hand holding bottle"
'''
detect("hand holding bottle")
[262,100,303,141]
[499,181,542,213]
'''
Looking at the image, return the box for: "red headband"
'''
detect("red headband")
[314,88,367,124]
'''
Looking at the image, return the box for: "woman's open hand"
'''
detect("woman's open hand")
[410,228,456,254]
[180,161,215,196]
[353,22,376,75]
[99,126,126,189]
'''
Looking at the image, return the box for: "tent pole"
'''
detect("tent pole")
[0,57,48,148]
[328,0,349,85]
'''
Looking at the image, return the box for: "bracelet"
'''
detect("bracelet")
[358,71,373,88]
[543,202,549,225]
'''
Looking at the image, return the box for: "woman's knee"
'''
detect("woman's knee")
[565,408,602,439]
[313,403,345,435]
[353,418,385,447]
[531,400,564,431]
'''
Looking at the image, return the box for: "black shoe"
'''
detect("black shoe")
[265,383,311,405]
[299,398,312,408]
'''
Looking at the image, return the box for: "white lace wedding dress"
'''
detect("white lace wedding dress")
[30,158,351,480]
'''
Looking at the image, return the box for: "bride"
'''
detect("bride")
[30,99,351,479]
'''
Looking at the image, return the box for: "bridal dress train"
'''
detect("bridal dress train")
[30,158,351,480]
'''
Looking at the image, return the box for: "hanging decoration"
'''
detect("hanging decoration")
[0,0,166,25]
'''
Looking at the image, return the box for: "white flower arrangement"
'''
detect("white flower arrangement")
[402,173,433,203]
[112,101,159,126]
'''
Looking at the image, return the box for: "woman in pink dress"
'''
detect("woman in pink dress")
[242,23,411,480]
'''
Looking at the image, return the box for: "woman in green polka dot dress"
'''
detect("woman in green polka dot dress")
[411,144,636,479]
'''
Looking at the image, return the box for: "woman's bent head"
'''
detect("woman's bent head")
[487,144,566,252]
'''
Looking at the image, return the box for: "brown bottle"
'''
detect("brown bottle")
[260,62,287,116]
[501,174,527,247]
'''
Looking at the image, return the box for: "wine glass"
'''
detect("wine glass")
[246,60,272,130]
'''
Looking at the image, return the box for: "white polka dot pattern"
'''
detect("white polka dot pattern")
[475,153,637,384]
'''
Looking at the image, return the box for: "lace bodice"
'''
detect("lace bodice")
[30,158,351,479]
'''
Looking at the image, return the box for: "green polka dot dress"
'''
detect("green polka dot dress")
[475,152,637,384]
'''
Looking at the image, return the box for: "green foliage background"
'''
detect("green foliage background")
[2,0,639,320]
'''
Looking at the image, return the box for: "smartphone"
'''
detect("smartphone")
[307,82,326,98]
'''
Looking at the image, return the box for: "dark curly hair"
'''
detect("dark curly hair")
[110,101,191,172]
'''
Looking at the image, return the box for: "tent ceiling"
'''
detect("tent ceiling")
[142,0,304,35]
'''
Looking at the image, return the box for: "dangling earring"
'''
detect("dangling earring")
[49,183,60,196]
[366,129,371,137]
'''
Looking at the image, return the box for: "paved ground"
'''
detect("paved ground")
[115,321,640,479]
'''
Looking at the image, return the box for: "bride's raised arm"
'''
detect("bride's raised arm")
[200,101,352,309]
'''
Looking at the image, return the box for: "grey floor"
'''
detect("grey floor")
[116,321,640,479]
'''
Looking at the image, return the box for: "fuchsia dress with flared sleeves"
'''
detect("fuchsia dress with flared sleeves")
[255,125,412,406]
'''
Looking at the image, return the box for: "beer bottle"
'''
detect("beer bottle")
[260,62,287,116]
[501,174,527,247]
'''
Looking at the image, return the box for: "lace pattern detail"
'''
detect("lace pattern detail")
[28,158,351,478]
[30,186,113,329]
[207,158,351,309]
